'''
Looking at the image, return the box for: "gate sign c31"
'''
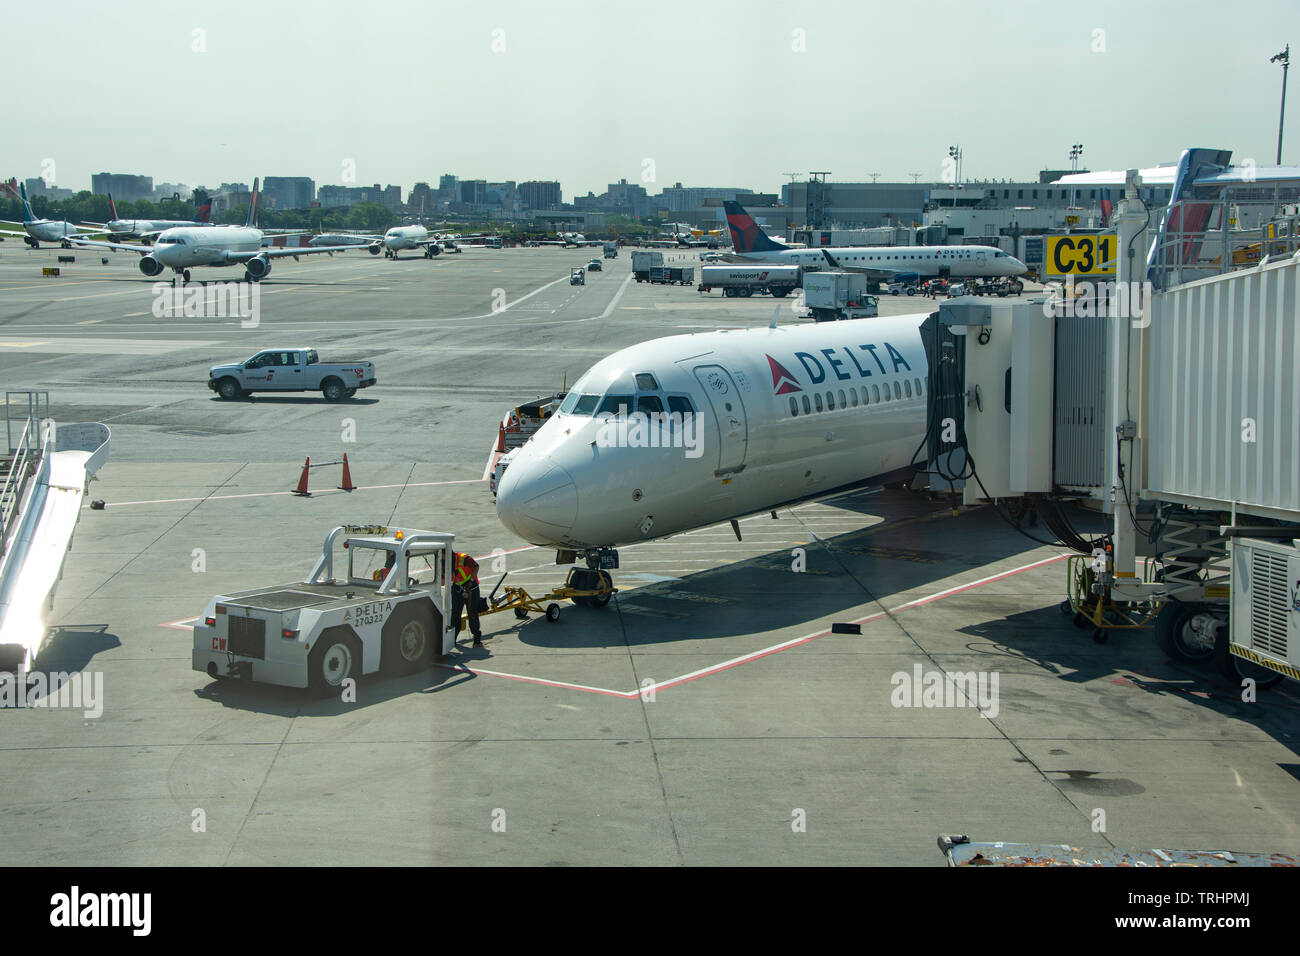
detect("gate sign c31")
[1044,234,1117,276]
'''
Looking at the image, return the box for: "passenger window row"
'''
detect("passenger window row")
[789,377,924,417]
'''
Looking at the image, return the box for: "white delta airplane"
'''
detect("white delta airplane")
[71,179,364,282]
[0,181,110,248]
[495,311,932,587]
[723,200,1028,281]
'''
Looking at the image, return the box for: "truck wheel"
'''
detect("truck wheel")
[381,603,435,675]
[1155,602,1216,663]
[344,388,357,399]
[771,289,788,298]
[308,629,360,697]
[1213,624,1284,688]
[546,603,561,622]
[216,377,242,400]
[322,378,346,402]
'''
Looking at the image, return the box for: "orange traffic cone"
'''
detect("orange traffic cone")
[338,453,356,492]
[293,457,311,496]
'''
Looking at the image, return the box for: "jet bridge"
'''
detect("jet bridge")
[0,392,110,674]
[926,174,1300,684]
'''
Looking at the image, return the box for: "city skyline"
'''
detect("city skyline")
[5,0,1298,201]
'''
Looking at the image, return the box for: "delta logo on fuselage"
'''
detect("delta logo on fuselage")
[766,343,912,394]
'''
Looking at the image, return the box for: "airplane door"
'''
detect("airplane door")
[692,365,748,474]
[976,249,988,273]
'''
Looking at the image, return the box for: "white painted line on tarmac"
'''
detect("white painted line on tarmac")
[111,477,485,508]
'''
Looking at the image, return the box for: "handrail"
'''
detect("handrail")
[0,416,35,555]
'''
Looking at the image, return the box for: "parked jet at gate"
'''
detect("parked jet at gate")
[71,179,365,282]
[0,181,110,248]
[495,312,932,579]
[723,200,1027,281]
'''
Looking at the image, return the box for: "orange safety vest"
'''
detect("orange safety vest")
[452,552,476,586]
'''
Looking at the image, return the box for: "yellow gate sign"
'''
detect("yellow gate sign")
[1044,234,1117,276]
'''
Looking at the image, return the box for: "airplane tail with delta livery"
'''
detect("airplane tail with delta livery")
[724,200,791,253]
[245,178,260,228]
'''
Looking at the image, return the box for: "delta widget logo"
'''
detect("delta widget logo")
[766,355,802,395]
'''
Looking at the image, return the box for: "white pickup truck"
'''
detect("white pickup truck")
[208,348,377,401]
[192,525,457,695]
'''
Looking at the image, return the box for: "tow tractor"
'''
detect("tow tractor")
[192,525,456,696]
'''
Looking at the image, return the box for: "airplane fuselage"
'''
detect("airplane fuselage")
[384,225,430,251]
[495,312,931,549]
[107,218,211,239]
[736,244,1026,278]
[150,226,264,269]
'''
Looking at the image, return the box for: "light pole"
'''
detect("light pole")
[948,145,962,208]
[1272,45,1290,164]
[1068,143,1084,230]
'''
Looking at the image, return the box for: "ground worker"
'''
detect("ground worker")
[451,551,484,647]
[372,550,396,582]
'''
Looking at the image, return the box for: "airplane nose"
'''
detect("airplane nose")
[496,461,577,544]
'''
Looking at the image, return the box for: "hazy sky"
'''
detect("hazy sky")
[6,0,1299,198]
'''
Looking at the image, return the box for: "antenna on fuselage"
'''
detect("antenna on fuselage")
[769,305,780,329]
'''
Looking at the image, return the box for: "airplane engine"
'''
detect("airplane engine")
[138,255,164,277]
[245,255,272,280]
[427,244,441,256]
[368,243,383,255]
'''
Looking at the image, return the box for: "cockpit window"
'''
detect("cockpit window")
[597,395,634,415]
[667,395,695,415]
[635,372,659,391]
[636,395,664,414]
[560,393,601,415]
[160,235,184,245]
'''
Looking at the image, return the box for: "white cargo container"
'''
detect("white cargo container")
[697,264,802,298]
[801,271,878,320]
[632,250,664,281]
